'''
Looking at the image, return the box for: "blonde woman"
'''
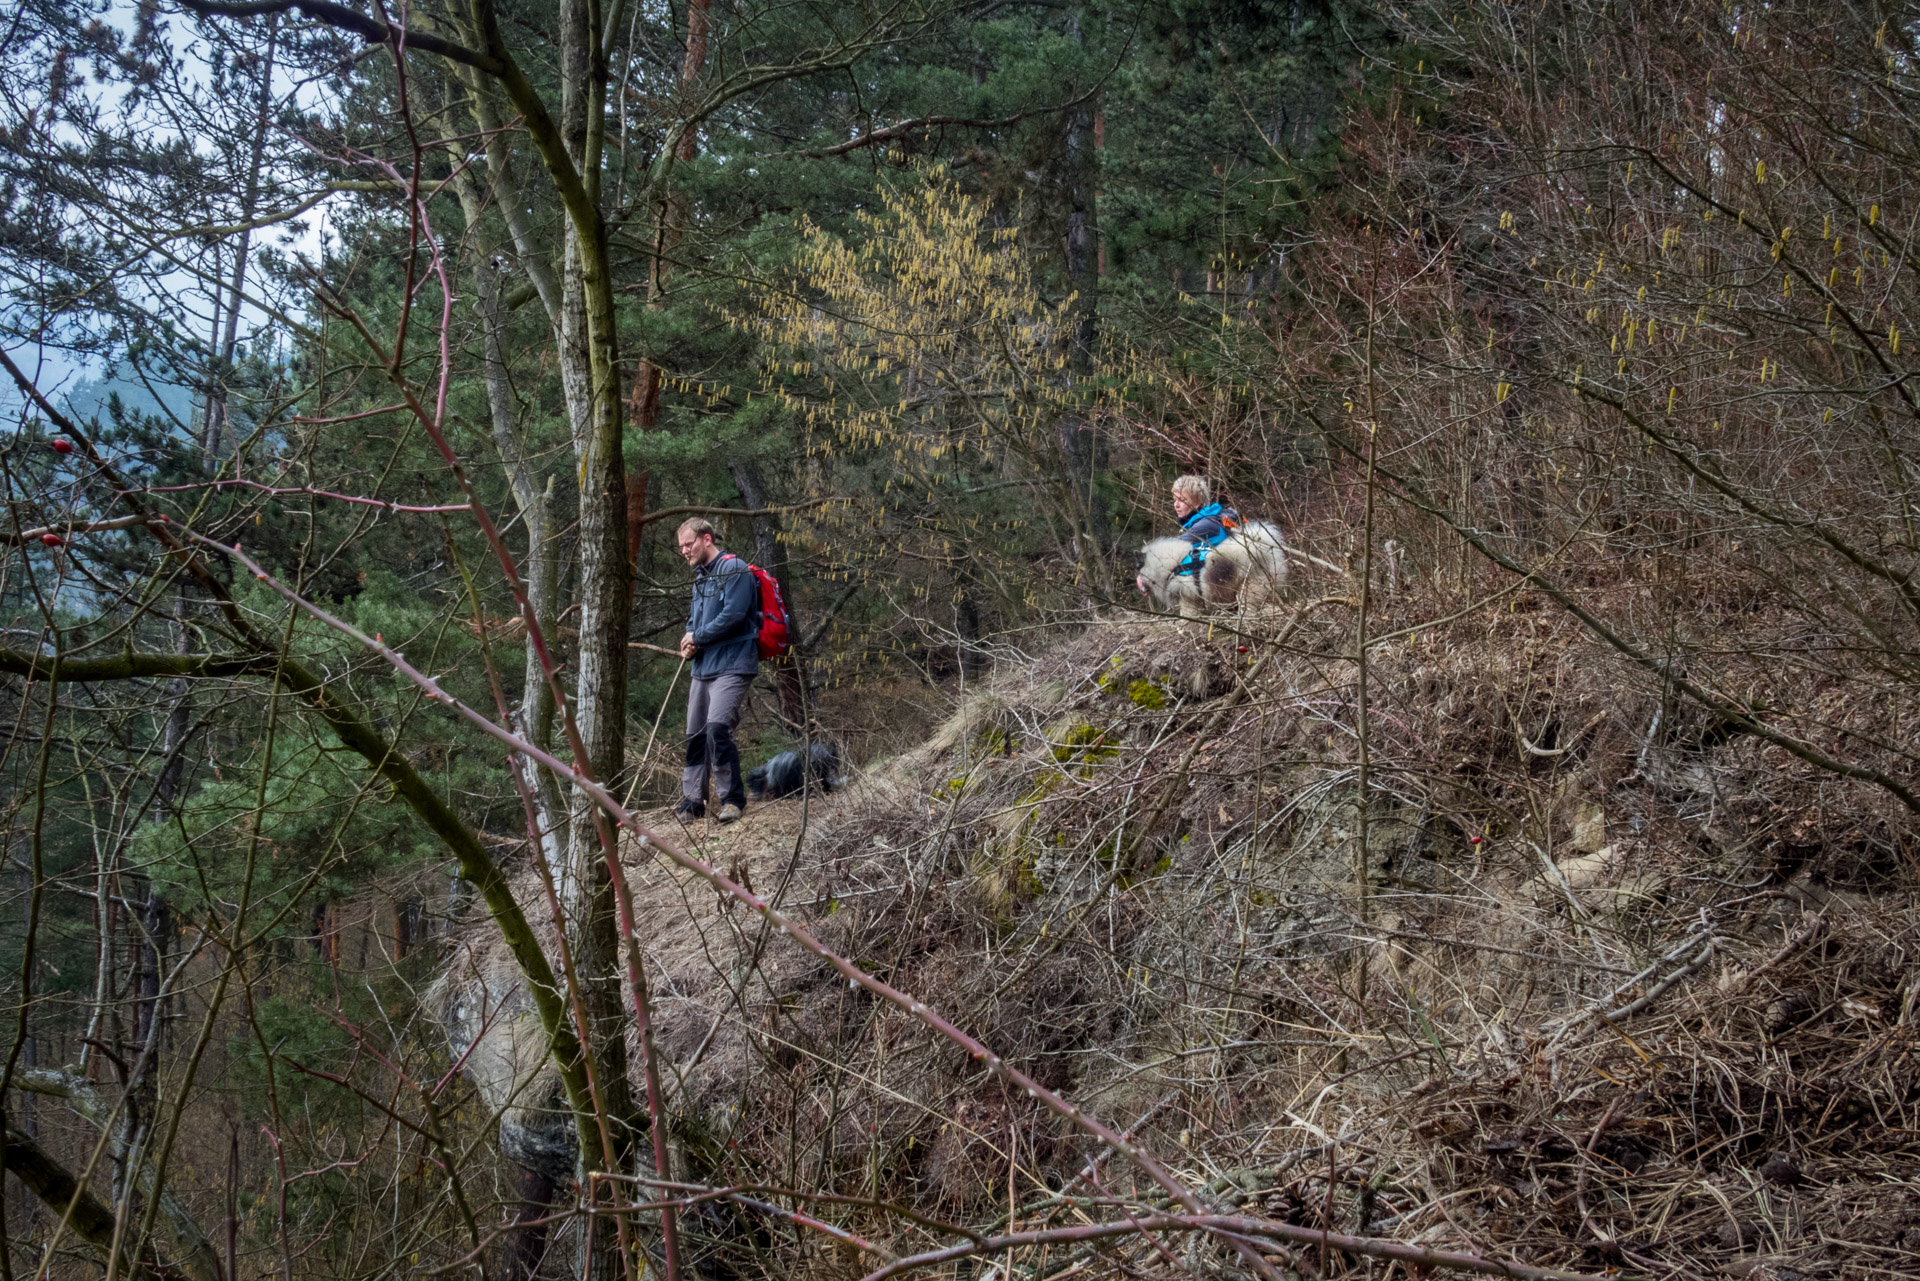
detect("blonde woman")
[1134,475,1239,595]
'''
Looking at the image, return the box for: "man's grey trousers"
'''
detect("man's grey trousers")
[683,672,753,808]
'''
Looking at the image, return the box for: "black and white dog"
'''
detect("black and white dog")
[748,742,842,800]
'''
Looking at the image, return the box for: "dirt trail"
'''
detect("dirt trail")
[611,787,857,1077]
[622,787,848,909]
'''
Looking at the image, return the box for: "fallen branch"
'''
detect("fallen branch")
[1527,838,1594,925]
[2,1123,158,1281]
[1282,543,1350,577]
[854,1211,1610,1281]
[13,1069,223,1281]
[1598,940,1716,1023]
[1723,911,1825,995]
[1573,1095,1627,1248]
[1546,931,1717,1050]
[0,647,279,683]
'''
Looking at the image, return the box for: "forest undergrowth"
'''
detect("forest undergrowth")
[433,555,1920,1281]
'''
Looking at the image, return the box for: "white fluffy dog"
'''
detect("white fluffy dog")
[1139,520,1289,614]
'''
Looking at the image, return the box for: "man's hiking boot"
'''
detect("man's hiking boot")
[675,799,706,820]
[716,802,745,825]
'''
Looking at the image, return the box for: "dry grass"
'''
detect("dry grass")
[440,582,1920,1279]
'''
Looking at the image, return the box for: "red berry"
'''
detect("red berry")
[40,533,61,547]
[1237,645,1249,653]
[1470,835,1483,845]
[49,439,73,455]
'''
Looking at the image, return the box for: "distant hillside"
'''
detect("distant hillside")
[59,361,194,429]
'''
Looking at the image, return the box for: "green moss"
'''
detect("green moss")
[1127,679,1168,709]
[1017,770,1063,808]
[1117,853,1175,890]
[970,841,1044,915]
[1048,720,1115,764]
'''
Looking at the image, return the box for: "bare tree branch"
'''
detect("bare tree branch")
[174,0,503,72]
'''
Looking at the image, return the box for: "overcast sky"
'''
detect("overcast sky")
[2,3,335,432]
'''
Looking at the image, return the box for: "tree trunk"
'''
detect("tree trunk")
[449,159,569,874]
[555,2,644,1269]
[625,0,712,561]
[2,1126,154,1280]
[201,17,278,459]
[730,459,804,723]
[1057,54,1110,597]
[557,219,639,1160]
[498,1166,558,1281]
[446,159,571,1281]
[459,0,646,1245]
[956,589,986,682]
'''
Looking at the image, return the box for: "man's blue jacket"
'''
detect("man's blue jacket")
[687,552,762,677]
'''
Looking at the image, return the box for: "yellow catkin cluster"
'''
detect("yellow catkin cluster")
[747,167,1082,467]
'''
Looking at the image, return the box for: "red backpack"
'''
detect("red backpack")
[747,563,791,659]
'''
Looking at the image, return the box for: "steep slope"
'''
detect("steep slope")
[439,599,1920,1278]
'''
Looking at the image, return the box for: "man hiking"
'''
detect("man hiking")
[676,517,761,823]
